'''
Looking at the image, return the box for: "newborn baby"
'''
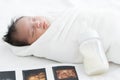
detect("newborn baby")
[3,16,50,46]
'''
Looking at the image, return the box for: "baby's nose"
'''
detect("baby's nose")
[34,21,41,28]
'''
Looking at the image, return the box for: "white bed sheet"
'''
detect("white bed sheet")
[0,41,120,80]
[0,0,120,79]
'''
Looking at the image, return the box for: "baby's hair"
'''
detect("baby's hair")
[3,16,29,46]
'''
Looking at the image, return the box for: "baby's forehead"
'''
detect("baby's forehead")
[14,16,31,42]
[18,16,31,21]
[15,16,32,26]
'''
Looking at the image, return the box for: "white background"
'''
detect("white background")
[0,0,120,37]
[0,0,120,79]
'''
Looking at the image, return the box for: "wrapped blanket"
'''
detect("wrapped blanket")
[15,8,104,63]
[10,8,120,75]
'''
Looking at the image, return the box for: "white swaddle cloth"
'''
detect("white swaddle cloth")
[11,8,109,75]
[17,8,83,62]
[13,8,101,62]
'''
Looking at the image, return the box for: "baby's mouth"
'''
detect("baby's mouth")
[43,22,47,29]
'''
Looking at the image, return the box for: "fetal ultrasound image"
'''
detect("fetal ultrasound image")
[23,68,47,80]
[52,66,78,80]
[0,71,16,80]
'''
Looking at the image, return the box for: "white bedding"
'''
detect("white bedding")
[1,0,120,79]
[0,41,120,80]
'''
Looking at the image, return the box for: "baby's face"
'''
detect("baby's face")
[15,16,50,44]
[28,75,39,80]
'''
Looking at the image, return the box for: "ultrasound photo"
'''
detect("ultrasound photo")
[0,71,16,80]
[52,66,78,80]
[23,68,47,80]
